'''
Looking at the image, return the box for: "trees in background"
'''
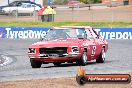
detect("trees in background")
[52,0,68,5]
[43,0,101,5]
[43,0,68,5]
[79,0,101,4]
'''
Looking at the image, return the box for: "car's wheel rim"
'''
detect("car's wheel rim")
[102,49,105,61]
[83,52,87,63]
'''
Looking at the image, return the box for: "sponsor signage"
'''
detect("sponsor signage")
[95,28,132,39]
[0,27,49,39]
[76,74,131,85]
[0,27,132,39]
[76,66,131,85]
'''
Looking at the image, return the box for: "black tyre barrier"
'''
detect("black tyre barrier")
[76,75,87,85]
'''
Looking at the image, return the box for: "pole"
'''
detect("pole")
[33,0,36,21]
[8,0,10,5]
[16,6,18,22]
[72,7,74,22]
[112,10,114,22]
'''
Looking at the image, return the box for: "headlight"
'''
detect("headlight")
[29,48,35,53]
[72,47,79,53]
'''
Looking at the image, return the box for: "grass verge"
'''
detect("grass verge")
[0,22,132,27]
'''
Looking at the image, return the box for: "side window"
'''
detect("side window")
[22,4,26,8]
[76,28,86,38]
[31,4,36,7]
[85,29,94,39]
[90,28,98,39]
[27,4,32,8]
[17,2,22,6]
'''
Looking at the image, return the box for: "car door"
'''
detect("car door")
[89,28,102,58]
[25,4,34,13]
[18,3,26,13]
[19,3,33,13]
[85,28,97,60]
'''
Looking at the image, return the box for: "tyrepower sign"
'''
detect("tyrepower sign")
[95,28,132,39]
[0,27,132,39]
[0,27,49,39]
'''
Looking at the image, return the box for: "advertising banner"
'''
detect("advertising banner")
[95,28,132,39]
[0,27,49,39]
[0,27,132,39]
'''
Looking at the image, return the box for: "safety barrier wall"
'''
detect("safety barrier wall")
[0,27,132,39]
[0,27,50,39]
[95,28,132,39]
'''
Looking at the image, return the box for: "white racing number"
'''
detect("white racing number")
[91,46,96,56]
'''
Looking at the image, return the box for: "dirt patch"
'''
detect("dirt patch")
[0,73,132,88]
[109,5,132,11]
[55,5,132,22]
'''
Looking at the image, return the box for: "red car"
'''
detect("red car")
[28,26,108,68]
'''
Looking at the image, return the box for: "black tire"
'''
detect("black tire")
[76,75,87,85]
[77,52,87,66]
[30,59,42,68]
[53,62,61,66]
[96,48,105,63]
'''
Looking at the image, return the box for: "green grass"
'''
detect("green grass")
[0,22,132,27]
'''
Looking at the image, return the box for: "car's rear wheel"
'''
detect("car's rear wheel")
[77,52,87,66]
[53,62,61,66]
[11,10,17,16]
[96,48,105,63]
[30,59,42,68]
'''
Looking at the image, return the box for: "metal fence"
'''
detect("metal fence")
[0,6,132,22]
[54,6,132,22]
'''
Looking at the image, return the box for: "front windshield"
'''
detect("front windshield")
[44,28,91,40]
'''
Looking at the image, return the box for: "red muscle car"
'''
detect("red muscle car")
[28,26,108,68]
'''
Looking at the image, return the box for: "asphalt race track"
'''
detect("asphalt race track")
[0,39,132,82]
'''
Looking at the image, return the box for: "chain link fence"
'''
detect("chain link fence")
[0,5,132,22]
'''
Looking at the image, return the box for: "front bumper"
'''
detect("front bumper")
[28,53,81,61]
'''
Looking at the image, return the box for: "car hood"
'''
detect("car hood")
[29,38,86,48]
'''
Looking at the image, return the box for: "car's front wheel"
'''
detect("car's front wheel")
[77,52,87,66]
[96,48,105,63]
[30,59,42,68]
